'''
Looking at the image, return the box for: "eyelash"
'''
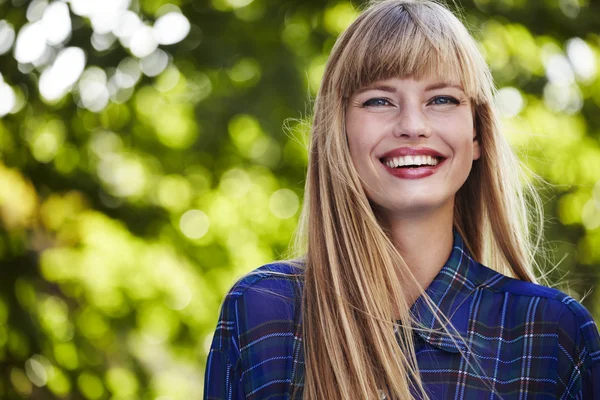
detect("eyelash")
[429,96,460,105]
[361,96,460,107]
[361,98,392,107]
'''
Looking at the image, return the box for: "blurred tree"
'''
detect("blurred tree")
[0,0,598,398]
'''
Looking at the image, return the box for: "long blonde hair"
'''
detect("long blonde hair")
[293,0,543,398]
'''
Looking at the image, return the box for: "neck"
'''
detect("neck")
[380,203,455,305]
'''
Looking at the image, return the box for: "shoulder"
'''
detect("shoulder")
[218,261,305,332]
[206,263,306,397]
[225,261,305,304]
[474,261,588,314]
[475,262,600,364]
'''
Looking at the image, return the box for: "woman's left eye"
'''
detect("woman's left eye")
[429,96,459,105]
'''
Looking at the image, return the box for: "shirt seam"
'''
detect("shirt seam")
[556,306,586,398]
[208,347,244,388]
[475,277,576,306]
[560,300,599,369]
[225,263,303,301]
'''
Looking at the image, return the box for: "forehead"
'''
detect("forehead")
[344,48,474,97]
[353,75,465,95]
[332,1,488,102]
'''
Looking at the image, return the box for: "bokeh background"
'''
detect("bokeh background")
[0,0,598,398]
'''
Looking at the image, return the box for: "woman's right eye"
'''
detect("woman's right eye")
[362,98,392,107]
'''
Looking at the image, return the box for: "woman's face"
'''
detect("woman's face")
[345,76,480,218]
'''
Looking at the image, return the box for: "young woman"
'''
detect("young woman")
[204,0,600,399]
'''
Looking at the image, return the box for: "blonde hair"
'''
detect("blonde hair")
[293,0,544,398]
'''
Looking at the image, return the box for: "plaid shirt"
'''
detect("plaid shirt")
[204,233,600,399]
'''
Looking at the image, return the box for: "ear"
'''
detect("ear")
[472,127,481,161]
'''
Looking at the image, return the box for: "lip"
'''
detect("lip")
[379,147,447,180]
[379,147,446,159]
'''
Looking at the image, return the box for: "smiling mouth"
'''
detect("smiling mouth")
[380,155,444,169]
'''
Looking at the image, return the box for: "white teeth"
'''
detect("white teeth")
[383,155,441,168]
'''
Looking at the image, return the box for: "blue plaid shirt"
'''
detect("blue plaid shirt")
[204,233,600,399]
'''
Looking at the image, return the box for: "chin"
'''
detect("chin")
[373,192,456,218]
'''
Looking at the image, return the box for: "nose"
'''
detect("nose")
[392,103,431,139]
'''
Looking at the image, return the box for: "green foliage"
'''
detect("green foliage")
[0,0,598,398]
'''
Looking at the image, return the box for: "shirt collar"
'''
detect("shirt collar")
[409,231,492,353]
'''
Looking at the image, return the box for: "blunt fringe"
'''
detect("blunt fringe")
[291,0,545,398]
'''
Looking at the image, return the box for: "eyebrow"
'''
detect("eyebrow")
[354,84,397,95]
[425,82,465,92]
[354,81,465,95]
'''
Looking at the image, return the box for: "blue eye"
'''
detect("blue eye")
[362,98,392,107]
[429,96,459,105]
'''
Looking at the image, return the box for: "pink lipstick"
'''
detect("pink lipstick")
[379,147,446,179]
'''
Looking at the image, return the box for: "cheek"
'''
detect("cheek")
[448,117,476,158]
[347,133,367,161]
[345,115,371,161]
[346,130,379,178]
[458,140,475,163]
